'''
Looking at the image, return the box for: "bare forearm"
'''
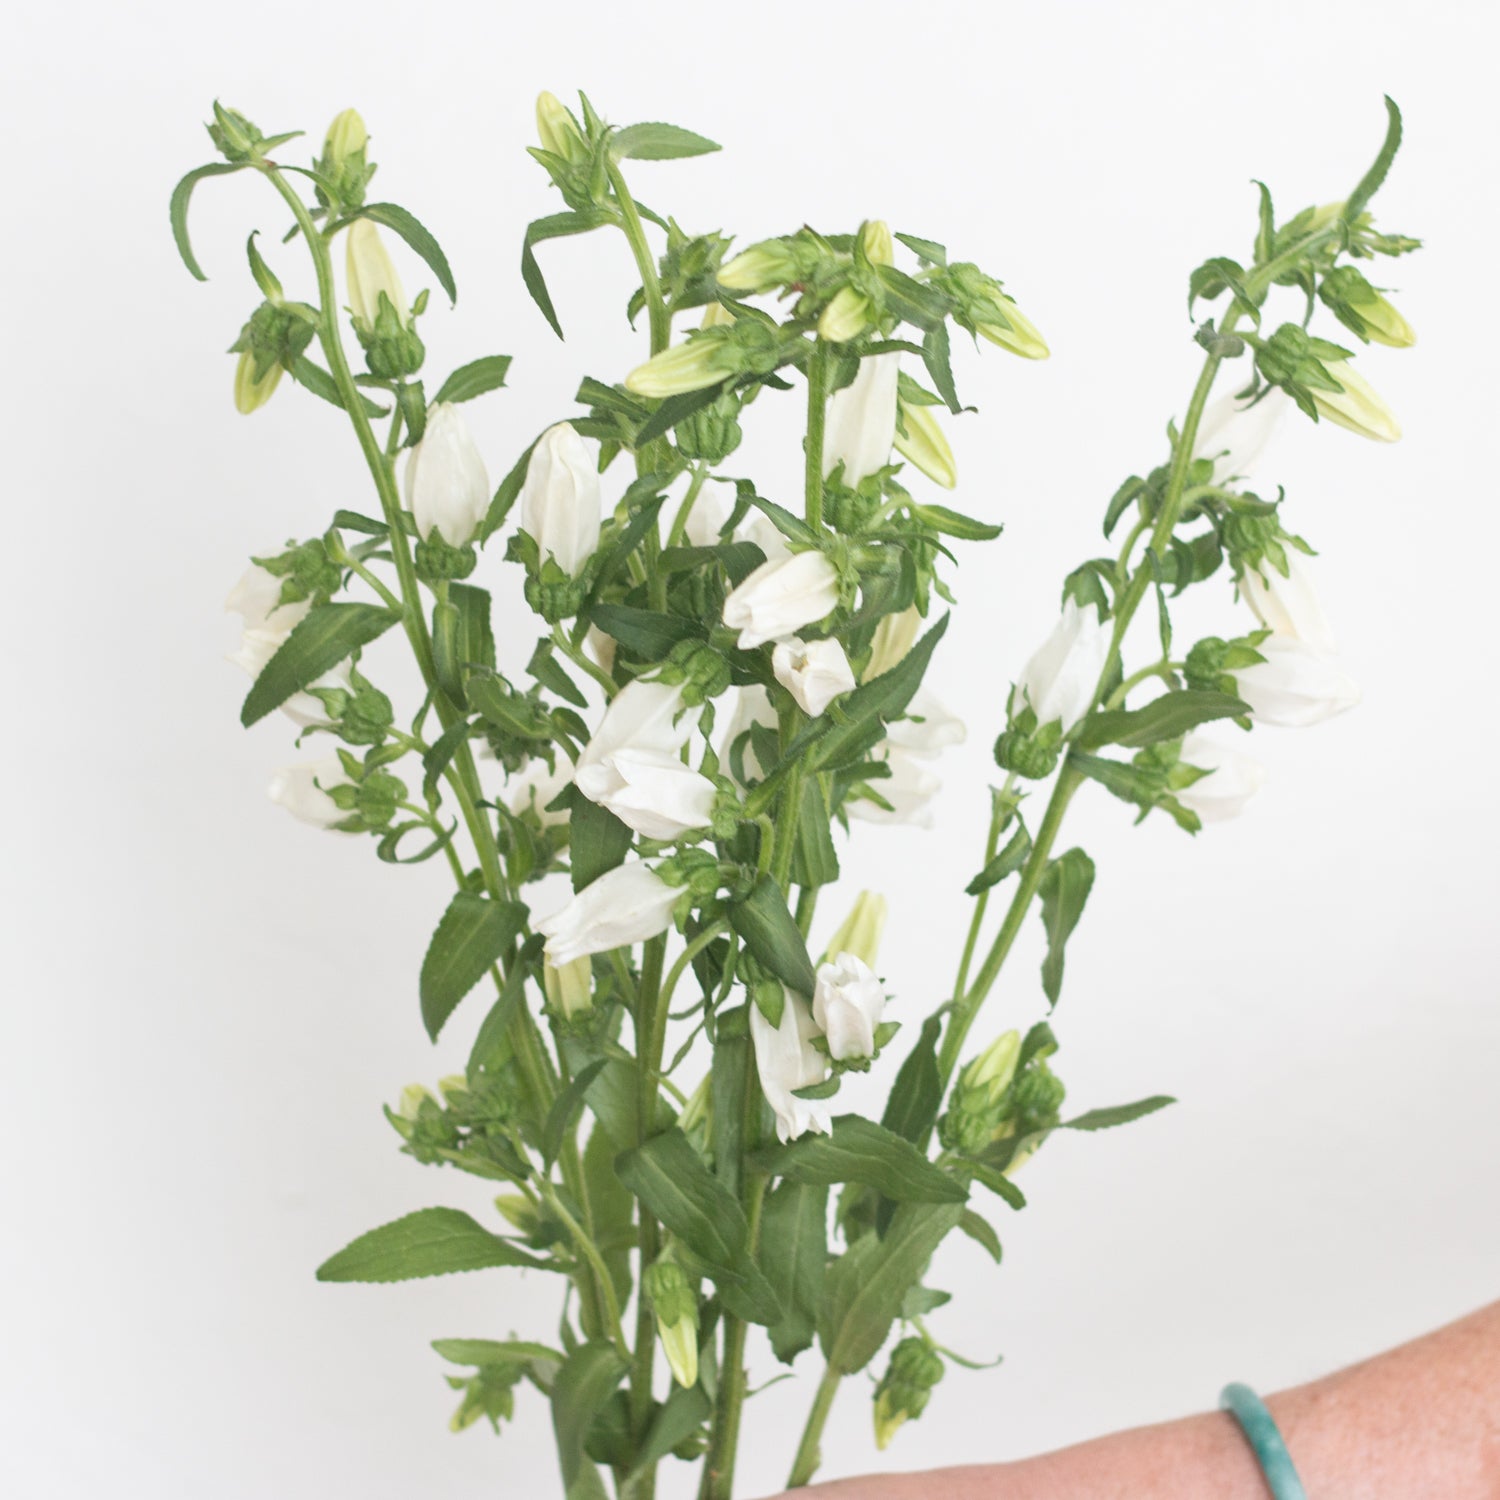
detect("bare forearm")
[779,1301,1500,1500]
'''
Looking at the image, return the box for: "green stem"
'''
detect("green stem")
[607,159,670,357]
[953,785,1010,1002]
[794,884,819,941]
[658,921,730,1017]
[664,464,710,549]
[804,342,830,531]
[786,1363,843,1490]
[538,1179,628,1357]
[552,623,619,698]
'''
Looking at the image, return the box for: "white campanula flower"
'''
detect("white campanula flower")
[885,687,966,758]
[345,219,407,332]
[404,403,490,547]
[735,510,792,565]
[812,953,888,1061]
[823,352,899,487]
[749,992,831,1143]
[864,606,922,681]
[1193,387,1291,487]
[267,758,351,830]
[720,684,778,785]
[772,636,857,717]
[1176,734,1267,823]
[1239,550,1338,656]
[578,680,701,764]
[225,560,307,636]
[519,422,602,575]
[226,564,350,728]
[536,861,680,966]
[1233,637,1360,728]
[1312,361,1401,442]
[846,748,943,828]
[722,551,840,650]
[1015,597,1112,732]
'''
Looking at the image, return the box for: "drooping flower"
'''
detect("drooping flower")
[722,551,840,649]
[846,748,943,827]
[772,636,857,717]
[1192,387,1291,487]
[1233,638,1360,727]
[749,991,831,1143]
[267,758,353,829]
[405,403,490,547]
[1014,598,1112,731]
[823,352,899,487]
[1176,734,1267,822]
[885,687,966,758]
[535,862,681,966]
[812,953,888,1061]
[1238,550,1337,656]
[519,422,602,575]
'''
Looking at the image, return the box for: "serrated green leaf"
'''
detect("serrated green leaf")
[1075,690,1249,751]
[169,161,245,281]
[552,1343,628,1497]
[909,503,1002,541]
[896,232,947,267]
[434,355,513,405]
[522,209,616,339]
[588,603,702,660]
[1344,96,1403,223]
[1063,1095,1176,1131]
[468,935,542,1078]
[760,1179,828,1364]
[542,1059,610,1167]
[1037,848,1094,1008]
[360,201,456,304]
[791,775,840,890]
[758,1116,966,1203]
[240,602,397,726]
[881,1015,943,1147]
[570,795,634,893]
[965,822,1033,896]
[727,876,817,998]
[611,122,721,161]
[957,1208,1002,1264]
[420,893,529,1041]
[921,321,962,413]
[289,355,389,417]
[317,1207,548,1282]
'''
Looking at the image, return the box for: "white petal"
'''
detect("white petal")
[823,351,900,487]
[1235,639,1360,728]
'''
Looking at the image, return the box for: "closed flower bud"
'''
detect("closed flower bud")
[894,400,957,488]
[1232,637,1360,728]
[1318,265,1416,348]
[1309,360,1401,442]
[947,264,1049,358]
[268,758,352,830]
[963,1029,1021,1104]
[822,891,887,972]
[812,952,886,1062]
[404,403,490,547]
[718,238,803,293]
[324,108,367,173]
[645,1258,700,1389]
[818,284,875,344]
[395,1083,434,1122]
[749,990,831,1143]
[1238,550,1337,656]
[233,350,282,413]
[976,291,1049,359]
[722,551,841,650]
[625,334,732,399]
[1192,387,1291,488]
[535,861,681,966]
[824,352,900,486]
[1176,734,1266,823]
[494,1194,541,1236]
[873,1338,945,1450]
[345,219,407,332]
[535,90,585,161]
[772,636,856,717]
[864,606,922,681]
[519,422,602,575]
[1015,597,1112,732]
[543,956,594,1020]
[860,218,895,267]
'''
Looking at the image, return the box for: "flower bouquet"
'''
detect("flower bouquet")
[175,90,1419,1498]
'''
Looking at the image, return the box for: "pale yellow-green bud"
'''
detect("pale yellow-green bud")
[625,338,728,398]
[1307,201,1347,232]
[660,1312,698,1388]
[346,219,407,332]
[860,219,895,267]
[1358,296,1416,349]
[864,606,922,681]
[977,294,1050,359]
[324,108,367,173]
[437,1073,469,1103]
[645,1258,700,1388]
[964,1029,1021,1104]
[822,891,887,971]
[543,955,594,1019]
[396,1083,433,1121]
[700,301,736,328]
[718,239,800,293]
[535,91,583,160]
[819,285,874,343]
[1310,361,1401,442]
[894,401,957,488]
[233,350,281,414]
[494,1194,540,1235]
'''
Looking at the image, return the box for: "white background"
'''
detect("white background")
[3,2,1497,1496]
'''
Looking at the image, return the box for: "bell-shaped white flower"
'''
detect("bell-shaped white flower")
[885,687,966,758]
[847,748,943,827]
[578,680,701,765]
[720,684,778,785]
[404,403,490,547]
[749,992,831,1143]
[536,861,681,966]
[1015,597,1112,731]
[823,352,899,487]
[1234,638,1360,728]
[772,636,856,718]
[1193,387,1291,487]
[225,560,307,636]
[1239,550,1337,656]
[520,422,602,575]
[812,952,888,1061]
[723,551,840,650]
[268,758,351,829]
[1176,734,1266,823]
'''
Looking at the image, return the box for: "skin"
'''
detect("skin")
[768,1300,1500,1500]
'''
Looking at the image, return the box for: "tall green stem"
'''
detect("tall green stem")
[607,159,670,357]
[804,342,830,531]
[786,1364,843,1490]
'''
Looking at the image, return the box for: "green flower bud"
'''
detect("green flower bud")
[535,91,587,163]
[207,102,262,162]
[233,350,282,414]
[674,391,743,463]
[894,401,957,488]
[993,724,1062,781]
[946,263,1049,359]
[324,108,367,172]
[658,639,732,706]
[718,238,804,293]
[395,1084,433,1122]
[543,956,594,1021]
[523,571,588,623]
[626,332,734,399]
[228,300,316,395]
[964,1029,1022,1103]
[873,1337,944,1450]
[644,1257,700,1389]
[1318,265,1415,348]
[352,769,403,826]
[1013,1060,1066,1129]
[822,890,888,971]
[494,1194,541,1236]
[414,535,478,583]
[446,1364,522,1434]
[860,218,895,268]
[818,284,875,343]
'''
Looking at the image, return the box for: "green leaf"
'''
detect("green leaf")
[758,1116,966,1203]
[1037,848,1094,1008]
[613,1129,780,1325]
[434,355,513,404]
[1075,690,1249,751]
[760,1179,829,1363]
[964,822,1033,896]
[551,1343,629,1498]
[1253,180,1276,265]
[588,603,702,660]
[332,509,387,536]
[909,503,1002,542]
[432,583,495,706]
[419,893,529,1041]
[881,1015,943,1146]
[1344,96,1403,223]
[361,201,457,303]
[633,382,733,448]
[818,1202,963,1375]
[169,161,244,280]
[921,321,962,413]
[422,716,473,803]
[480,433,541,543]
[791,775,840,890]
[529,639,589,708]
[970,1162,1028,1210]
[1103,476,1146,538]
[570,795,634,893]
[957,1208,1002,1264]
[631,1384,713,1475]
[432,1337,564,1375]
[582,1122,635,1314]
[468,935,541,1077]
[895,232,947,267]
[1063,1095,1176,1132]
[317,1207,548,1282]
[289,355,389,417]
[542,1058,610,1167]
[611,122,721,161]
[709,1023,751,1198]
[240,602,397,727]
[727,876,817,998]
[522,209,616,338]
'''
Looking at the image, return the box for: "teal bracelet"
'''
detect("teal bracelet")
[1219,1383,1307,1499]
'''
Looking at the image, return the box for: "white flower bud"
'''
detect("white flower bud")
[976,293,1049,359]
[519,422,602,575]
[536,862,681,966]
[625,339,728,399]
[233,351,282,414]
[864,606,922,681]
[772,636,856,718]
[1311,362,1401,442]
[225,560,305,636]
[821,891,887,972]
[812,952,887,1061]
[1239,550,1337,656]
[1176,734,1266,823]
[543,956,594,1019]
[1233,638,1360,728]
[749,992,831,1144]
[345,219,406,332]
[1193,387,1291,487]
[823,352,900,487]
[894,400,957,488]
[267,758,351,830]
[404,403,490,547]
[535,91,584,160]
[722,551,840,650]
[1015,598,1112,731]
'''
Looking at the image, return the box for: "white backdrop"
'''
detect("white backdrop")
[4,2,1497,1496]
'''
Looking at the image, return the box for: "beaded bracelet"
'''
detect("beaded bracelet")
[1220,1383,1308,1499]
